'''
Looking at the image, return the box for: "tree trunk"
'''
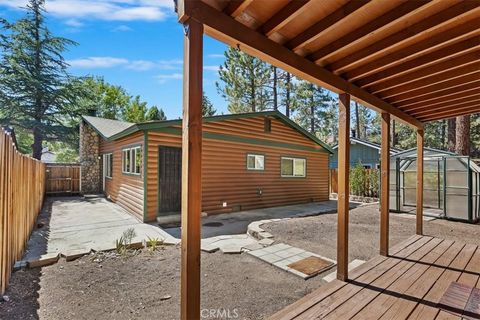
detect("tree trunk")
[447,118,456,152]
[285,73,291,118]
[455,115,470,155]
[391,119,397,148]
[272,66,278,110]
[355,102,360,139]
[441,120,446,149]
[250,73,255,112]
[310,93,315,133]
[32,126,43,160]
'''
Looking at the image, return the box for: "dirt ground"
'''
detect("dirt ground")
[1,203,479,320]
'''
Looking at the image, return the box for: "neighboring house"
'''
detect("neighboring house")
[79,111,333,222]
[41,147,57,163]
[330,135,401,169]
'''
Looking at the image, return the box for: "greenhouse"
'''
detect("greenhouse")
[390,148,480,223]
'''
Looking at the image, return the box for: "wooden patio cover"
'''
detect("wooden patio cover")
[175,1,480,319]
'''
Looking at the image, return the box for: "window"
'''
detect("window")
[122,146,142,175]
[247,154,265,171]
[376,163,381,169]
[363,164,372,169]
[281,157,306,177]
[104,153,113,178]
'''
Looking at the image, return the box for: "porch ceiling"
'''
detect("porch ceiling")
[177,0,480,128]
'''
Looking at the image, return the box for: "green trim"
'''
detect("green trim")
[143,131,148,222]
[89,111,333,154]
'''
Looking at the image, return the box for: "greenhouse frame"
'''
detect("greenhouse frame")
[390,148,480,223]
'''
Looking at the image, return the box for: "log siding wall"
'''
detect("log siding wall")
[145,117,329,222]
[99,132,144,220]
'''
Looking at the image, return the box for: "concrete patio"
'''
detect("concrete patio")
[21,196,178,267]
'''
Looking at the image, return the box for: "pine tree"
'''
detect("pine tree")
[146,106,166,121]
[0,0,78,159]
[123,96,147,123]
[447,118,456,152]
[455,115,470,155]
[202,92,216,116]
[216,48,271,113]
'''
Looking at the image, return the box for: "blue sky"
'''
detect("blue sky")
[0,0,229,119]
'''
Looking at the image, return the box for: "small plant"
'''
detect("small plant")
[146,236,164,252]
[115,228,137,256]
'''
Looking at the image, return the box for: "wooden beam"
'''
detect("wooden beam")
[337,93,350,281]
[386,72,480,104]
[418,105,480,122]
[344,18,480,81]
[380,112,390,256]
[395,81,480,108]
[421,106,480,122]
[180,17,203,320]
[416,129,424,236]
[403,95,480,114]
[399,88,480,111]
[309,0,431,63]
[331,2,480,74]
[411,98,480,117]
[224,0,254,18]
[285,0,370,52]
[182,0,423,129]
[259,0,309,36]
[376,62,480,98]
[364,50,480,92]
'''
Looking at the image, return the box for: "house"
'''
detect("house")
[330,133,401,169]
[79,111,333,222]
[41,147,57,163]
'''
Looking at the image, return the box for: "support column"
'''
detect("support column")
[180,18,203,320]
[416,129,424,235]
[337,93,350,281]
[380,113,390,256]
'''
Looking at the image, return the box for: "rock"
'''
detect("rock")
[160,295,172,301]
[1,295,10,302]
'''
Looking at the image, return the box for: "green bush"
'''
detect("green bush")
[349,162,380,198]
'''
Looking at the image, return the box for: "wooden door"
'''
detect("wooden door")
[158,146,182,215]
[46,164,81,194]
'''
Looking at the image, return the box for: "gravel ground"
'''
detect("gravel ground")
[1,203,479,320]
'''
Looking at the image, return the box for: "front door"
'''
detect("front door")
[158,146,182,215]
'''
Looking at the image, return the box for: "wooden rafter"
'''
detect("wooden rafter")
[331,2,480,74]
[395,82,480,108]
[179,0,423,128]
[308,0,431,64]
[411,98,480,117]
[259,0,309,36]
[364,50,480,92]
[399,89,480,111]
[418,105,480,122]
[285,0,370,52]
[375,62,480,98]
[224,0,254,17]
[354,29,480,87]
[385,72,480,104]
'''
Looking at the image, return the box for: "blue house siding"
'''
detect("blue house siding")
[330,142,381,169]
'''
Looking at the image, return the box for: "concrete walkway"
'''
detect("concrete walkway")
[21,196,178,267]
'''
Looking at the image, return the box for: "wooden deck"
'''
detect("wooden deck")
[270,235,480,320]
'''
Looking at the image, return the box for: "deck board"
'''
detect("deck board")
[268,236,480,320]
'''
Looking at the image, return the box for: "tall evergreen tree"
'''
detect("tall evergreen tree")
[145,106,166,121]
[0,0,78,159]
[123,95,148,123]
[202,92,216,116]
[216,48,271,113]
[455,115,470,155]
[447,118,456,152]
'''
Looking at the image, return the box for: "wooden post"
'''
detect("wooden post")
[337,93,350,281]
[380,113,390,256]
[416,129,424,235]
[180,18,203,320]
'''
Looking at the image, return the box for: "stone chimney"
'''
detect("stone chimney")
[80,120,101,194]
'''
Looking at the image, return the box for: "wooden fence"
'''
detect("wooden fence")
[0,129,45,294]
[46,164,80,194]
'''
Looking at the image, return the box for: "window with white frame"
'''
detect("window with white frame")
[281,157,306,177]
[122,146,142,175]
[247,154,265,171]
[104,153,113,178]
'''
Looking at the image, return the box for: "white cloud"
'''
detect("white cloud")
[112,24,133,32]
[64,18,84,28]
[0,0,174,21]
[208,54,224,59]
[67,56,128,68]
[155,73,182,84]
[67,56,183,72]
[204,65,219,72]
